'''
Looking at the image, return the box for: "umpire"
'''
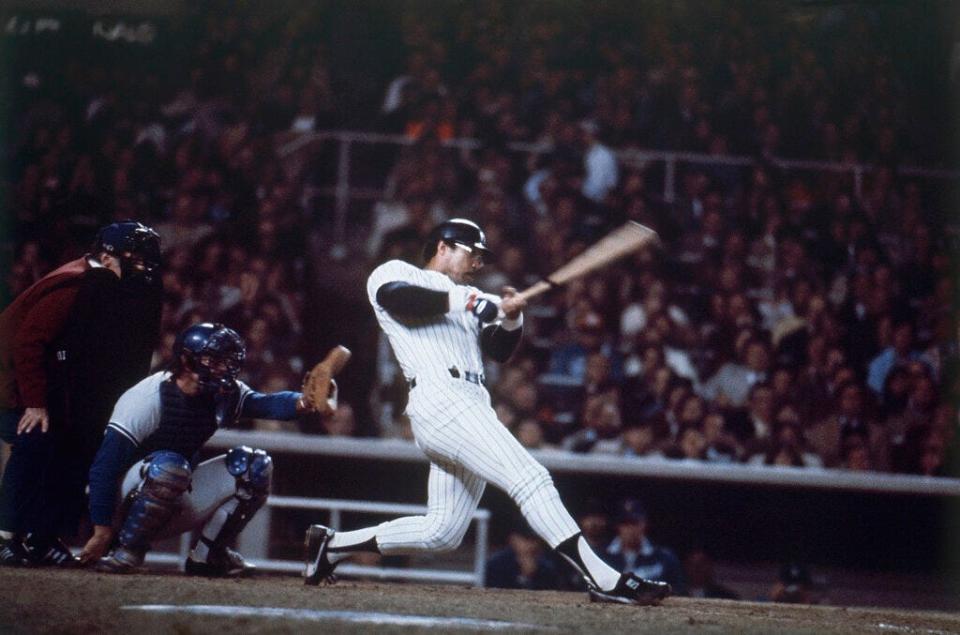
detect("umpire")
[0,221,162,566]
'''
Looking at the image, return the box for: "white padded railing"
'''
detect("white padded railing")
[146,494,491,586]
[206,429,960,497]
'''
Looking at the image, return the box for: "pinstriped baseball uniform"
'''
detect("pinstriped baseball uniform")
[352,258,581,553]
[369,260,486,384]
[311,222,652,598]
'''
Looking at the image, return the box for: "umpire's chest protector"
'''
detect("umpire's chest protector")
[143,382,220,459]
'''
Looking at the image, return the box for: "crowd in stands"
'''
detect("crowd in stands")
[362,3,959,478]
[4,3,957,478]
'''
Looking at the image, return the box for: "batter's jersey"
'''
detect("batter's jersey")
[367,259,486,382]
[105,371,254,448]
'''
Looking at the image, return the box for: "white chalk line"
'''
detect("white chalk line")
[122,605,558,631]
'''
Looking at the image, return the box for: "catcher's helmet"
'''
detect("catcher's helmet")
[93,220,161,283]
[173,322,246,393]
[422,218,492,263]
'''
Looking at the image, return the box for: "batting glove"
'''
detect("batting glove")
[449,288,501,322]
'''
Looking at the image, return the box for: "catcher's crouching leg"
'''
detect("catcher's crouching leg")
[98,451,192,573]
[185,446,273,577]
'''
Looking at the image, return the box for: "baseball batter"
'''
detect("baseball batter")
[304,218,670,605]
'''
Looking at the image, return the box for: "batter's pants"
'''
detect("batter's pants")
[372,376,580,554]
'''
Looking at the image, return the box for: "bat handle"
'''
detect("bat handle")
[516,280,552,302]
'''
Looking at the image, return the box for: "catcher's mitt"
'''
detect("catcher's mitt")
[300,345,351,415]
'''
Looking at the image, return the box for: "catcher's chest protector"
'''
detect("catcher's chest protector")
[143,382,222,458]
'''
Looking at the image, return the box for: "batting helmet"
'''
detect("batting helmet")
[93,220,162,284]
[422,218,492,263]
[173,322,246,393]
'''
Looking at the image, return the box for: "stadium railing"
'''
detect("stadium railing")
[146,492,491,586]
[277,130,960,247]
[207,429,960,497]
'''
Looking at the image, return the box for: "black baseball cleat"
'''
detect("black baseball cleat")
[588,573,672,606]
[185,547,256,578]
[25,536,78,567]
[303,524,337,586]
[0,536,32,567]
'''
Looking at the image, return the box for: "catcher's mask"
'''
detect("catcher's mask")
[173,322,246,394]
[93,220,162,285]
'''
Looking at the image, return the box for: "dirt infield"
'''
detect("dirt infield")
[2,568,958,634]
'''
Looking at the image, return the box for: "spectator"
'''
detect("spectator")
[563,392,623,454]
[604,499,687,595]
[701,336,772,407]
[547,309,611,382]
[769,562,819,604]
[867,318,926,395]
[684,549,740,599]
[620,420,668,458]
[806,381,886,469]
[580,120,619,204]
[702,410,743,463]
[735,382,777,453]
[485,526,564,590]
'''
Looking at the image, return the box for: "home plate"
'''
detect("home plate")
[122,605,558,631]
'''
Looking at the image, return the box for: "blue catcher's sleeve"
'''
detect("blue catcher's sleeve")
[88,427,140,526]
[241,390,301,421]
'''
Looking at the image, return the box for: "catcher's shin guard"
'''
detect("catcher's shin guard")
[115,452,191,562]
[187,447,272,576]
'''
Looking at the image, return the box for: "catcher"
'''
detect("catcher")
[78,322,348,575]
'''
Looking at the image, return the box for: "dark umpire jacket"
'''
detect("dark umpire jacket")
[0,257,161,535]
[0,257,160,442]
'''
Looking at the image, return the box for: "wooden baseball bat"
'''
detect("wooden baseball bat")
[322,345,352,375]
[517,221,659,302]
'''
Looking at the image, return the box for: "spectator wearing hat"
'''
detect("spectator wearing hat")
[603,499,687,595]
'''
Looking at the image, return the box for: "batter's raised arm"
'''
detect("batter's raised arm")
[375,278,502,323]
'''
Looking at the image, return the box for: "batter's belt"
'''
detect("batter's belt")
[408,367,485,390]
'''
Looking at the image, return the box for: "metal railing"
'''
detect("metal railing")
[146,494,491,586]
[278,130,960,246]
[207,430,960,497]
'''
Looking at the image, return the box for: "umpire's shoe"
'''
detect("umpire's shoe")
[25,536,78,567]
[0,536,31,567]
[185,547,256,578]
[303,524,337,586]
[588,573,671,606]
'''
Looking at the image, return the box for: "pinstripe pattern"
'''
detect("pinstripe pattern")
[364,261,581,555]
[367,261,484,382]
